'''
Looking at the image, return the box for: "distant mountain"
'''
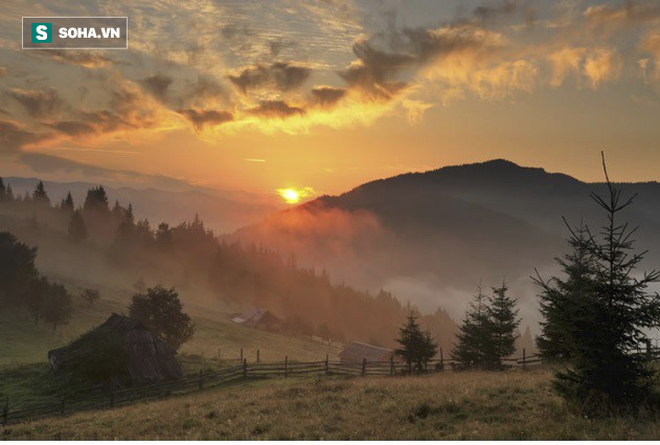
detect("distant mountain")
[1,177,278,233]
[233,160,660,321]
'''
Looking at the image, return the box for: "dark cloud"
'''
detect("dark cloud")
[49,120,97,137]
[141,74,173,101]
[178,109,233,130]
[340,41,414,99]
[403,23,497,65]
[0,121,50,153]
[7,88,64,118]
[310,86,347,107]
[247,100,305,118]
[31,50,113,69]
[228,62,312,94]
[473,0,518,21]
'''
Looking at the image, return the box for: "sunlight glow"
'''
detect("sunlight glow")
[278,188,301,204]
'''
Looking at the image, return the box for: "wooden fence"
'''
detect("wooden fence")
[1,349,543,426]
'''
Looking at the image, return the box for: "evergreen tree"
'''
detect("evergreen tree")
[32,181,50,206]
[60,191,74,213]
[0,178,5,201]
[394,310,437,374]
[534,223,595,361]
[536,154,660,414]
[28,212,39,232]
[6,184,13,201]
[83,186,109,214]
[451,285,493,369]
[487,281,520,369]
[67,210,87,242]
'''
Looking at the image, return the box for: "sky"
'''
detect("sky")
[1,0,660,203]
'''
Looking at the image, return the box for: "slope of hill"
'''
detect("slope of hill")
[5,369,657,440]
[233,159,660,320]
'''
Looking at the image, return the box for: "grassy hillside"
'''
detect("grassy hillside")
[0,300,340,368]
[4,368,660,440]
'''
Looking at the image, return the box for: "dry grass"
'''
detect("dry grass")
[4,367,660,440]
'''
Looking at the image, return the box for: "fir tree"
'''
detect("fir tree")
[451,285,493,369]
[83,186,109,214]
[487,281,520,369]
[60,191,74,213]
[395,310,437,374]
[6,184,13,201]
[68,210,87,242]
[536,154,660,414]
[534,223,595,361]
[32,181,50,206]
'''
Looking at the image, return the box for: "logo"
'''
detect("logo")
[31,22,52,43]
[23,17,127,50]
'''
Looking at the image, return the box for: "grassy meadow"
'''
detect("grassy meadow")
[3,367,660,440]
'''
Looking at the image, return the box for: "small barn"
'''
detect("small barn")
[231,308,281,330]
[48,313,182,383]
[339,341,394,364]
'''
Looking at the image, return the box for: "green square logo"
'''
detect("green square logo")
[31,23,52,43]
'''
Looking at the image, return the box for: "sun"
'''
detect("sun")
[278,188,300,204]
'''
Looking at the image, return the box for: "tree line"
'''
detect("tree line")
[0,178,457,349]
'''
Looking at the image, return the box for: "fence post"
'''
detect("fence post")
[2,396,8,426]
[284,356,288,378]
[390,355,394,376]
[325,354,329,375]
[60,397,66,416]
[522,348,527,371]
[362,358,366,376]
[440,348,444,371]
[243,359,248,378]
[257,349,260,363]
[240,348,243,363]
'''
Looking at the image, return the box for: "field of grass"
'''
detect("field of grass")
[4,367,660,440]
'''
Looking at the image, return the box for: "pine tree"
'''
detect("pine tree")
[536,154,660,414]
[60,191,74,213]
[451,285,492,369]
[0,178,5,201]
[32,181,50,206]
[534,223,595,361]
[68,210,87,242]
[395,310,437,374]
[487,281,520,370]
[6,184,14,201]
[83,186,109,214]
